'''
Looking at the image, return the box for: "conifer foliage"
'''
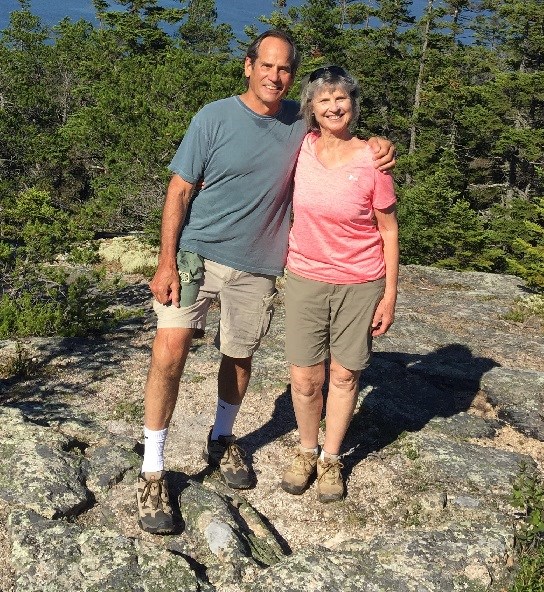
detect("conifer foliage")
[0,0,542,337]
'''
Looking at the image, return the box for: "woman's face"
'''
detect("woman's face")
[311,85,353,134]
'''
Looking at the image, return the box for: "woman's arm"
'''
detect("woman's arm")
[372,204,399,336]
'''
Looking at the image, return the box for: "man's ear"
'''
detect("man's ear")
[244,57,253,78]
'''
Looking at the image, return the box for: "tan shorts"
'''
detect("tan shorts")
[284,269,385,371]
[153,259,276,358]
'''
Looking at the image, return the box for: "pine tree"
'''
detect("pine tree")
[178,0,233,54]
[91,0,184,54]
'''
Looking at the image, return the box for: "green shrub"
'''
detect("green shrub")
[0,341,35,379]
[503,295,544,324]
[0,263,118,338]
[509,464,544,591]
[67,243,101,265]
[511,548,544,592]
[511,463,544,551]
[3,188,92,263]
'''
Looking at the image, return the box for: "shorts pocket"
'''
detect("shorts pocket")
[256,290,277,342]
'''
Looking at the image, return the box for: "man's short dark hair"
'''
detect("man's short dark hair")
[245,29,300,77]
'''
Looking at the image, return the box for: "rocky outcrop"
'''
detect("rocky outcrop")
[0,265,542,591]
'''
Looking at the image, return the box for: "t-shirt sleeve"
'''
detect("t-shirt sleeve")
[373,170,396,210]
[167,112,209,184]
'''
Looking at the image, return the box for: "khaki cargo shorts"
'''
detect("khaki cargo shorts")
[285,269,385,371]
[153,259,277,358]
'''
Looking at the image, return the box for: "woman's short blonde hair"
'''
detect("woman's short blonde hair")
[299,66,360,132]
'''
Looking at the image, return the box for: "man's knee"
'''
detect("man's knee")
[221,354,252,371]
[150,328,194,376]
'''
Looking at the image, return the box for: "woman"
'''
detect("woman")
[281,66,399,503]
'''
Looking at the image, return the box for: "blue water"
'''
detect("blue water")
[1,0,426,37]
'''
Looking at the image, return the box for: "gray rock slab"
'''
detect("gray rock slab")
[203,478,286,565]
[404,432,536,495]
[247,522,513,592]
[481,367,544,440]
[358,356,481,437]
[85,443,141,501]
[400,265,526,297]
[176,478,286,587]
[426,413,500,440]
[1,264,542,592]
[340,524,514,591]
[8,509,205,592]
[0,407,91,519]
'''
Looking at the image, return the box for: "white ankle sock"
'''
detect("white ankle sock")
[300,445,319,455]
[141,427,168,473]
[211,399,241,440]
[320,449,340,462]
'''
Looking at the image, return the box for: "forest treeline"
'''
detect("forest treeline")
[0,0,543,338]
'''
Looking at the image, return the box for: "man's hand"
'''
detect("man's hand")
[149,262,181,308]
[367,137,396,172]
[371,297,395,337]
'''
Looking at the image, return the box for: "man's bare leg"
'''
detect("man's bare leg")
[205,354,255,489]
[218,354,252,404]
[142,327,194,474]
[137,327,194,534]
[144,327,195,429]
[211,354,252,439]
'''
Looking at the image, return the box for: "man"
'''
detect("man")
[136,29,395,534]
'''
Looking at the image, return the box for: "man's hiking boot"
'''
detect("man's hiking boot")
[136,470,175,534]
[281,447,318,495]
[202,429,254,489]
[317,457,345,503]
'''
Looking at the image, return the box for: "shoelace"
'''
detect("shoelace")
[140,477,166,510]
[319,459,344,483]
[224,442,246,468]
[291,451,317,475]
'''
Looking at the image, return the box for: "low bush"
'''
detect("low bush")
[0,263,120,338]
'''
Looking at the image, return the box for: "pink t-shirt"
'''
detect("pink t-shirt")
[286,132,396,284]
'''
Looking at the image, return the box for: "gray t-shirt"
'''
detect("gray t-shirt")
[168,96,306,276]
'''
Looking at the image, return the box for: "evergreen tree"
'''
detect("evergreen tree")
[0,1,53,194]
[178,0,233,54]
[91,0,184,53]
[1,0,542,292]
[297,0,343,62]
[347,0,416,140]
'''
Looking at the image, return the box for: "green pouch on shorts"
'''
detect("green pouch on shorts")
[177,250,204,307]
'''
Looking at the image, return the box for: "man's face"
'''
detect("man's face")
[244,36,294,114]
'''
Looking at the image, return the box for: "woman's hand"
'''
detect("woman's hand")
[373,204,399,336]
[371,296,396,336]
[367,137,396,172]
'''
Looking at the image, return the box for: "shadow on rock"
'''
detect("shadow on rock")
[341,343,499,479]
[239,386,297,455]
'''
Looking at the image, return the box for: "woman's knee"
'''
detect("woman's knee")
[329,363,359,392]
[290,364,324,398]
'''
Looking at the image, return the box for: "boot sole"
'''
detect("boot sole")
[221,476,253,489]
[138,519,175,535]
[281,480,308,495]
[317,492,344,503]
